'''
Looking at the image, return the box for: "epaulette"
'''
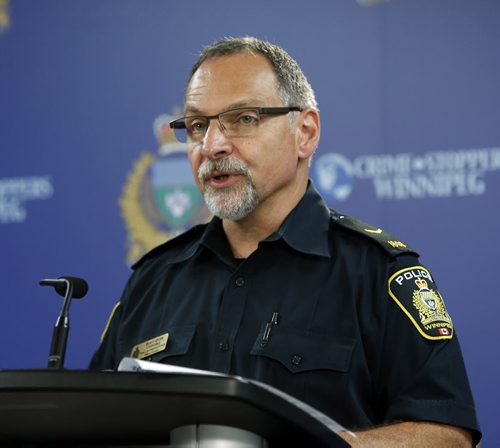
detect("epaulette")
[330,210,419,258]
[131,223,208,270]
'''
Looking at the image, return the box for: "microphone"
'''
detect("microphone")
[39,276,89,369]
[40,276,88,299]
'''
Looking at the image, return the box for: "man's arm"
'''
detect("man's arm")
[339,421,473,447]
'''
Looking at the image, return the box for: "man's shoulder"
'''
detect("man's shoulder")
[132,223,208,270]
[329,209,419,258]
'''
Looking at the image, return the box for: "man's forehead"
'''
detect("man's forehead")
[184,53,280,113]
[192,52,272,76]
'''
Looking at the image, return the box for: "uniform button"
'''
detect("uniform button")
[218,341,230,351]
[235,277,245,287]
[291,355,302,366]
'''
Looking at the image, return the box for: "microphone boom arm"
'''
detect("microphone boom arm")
[40,277,87,369]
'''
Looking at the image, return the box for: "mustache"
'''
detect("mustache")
[198,157,250,183]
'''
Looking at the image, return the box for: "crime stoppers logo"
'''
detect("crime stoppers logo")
[0,176,53,223]
[314,153,354,201]
[313,147,500,202]
[120,113,211,265]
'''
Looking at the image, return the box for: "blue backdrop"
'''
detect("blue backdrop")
[1,0,498,444]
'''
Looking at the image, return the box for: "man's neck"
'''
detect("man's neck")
[222,217,278,259]
[222,180,308,259]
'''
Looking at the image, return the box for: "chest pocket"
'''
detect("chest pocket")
[250,327,355,374]
[128,325,196,362]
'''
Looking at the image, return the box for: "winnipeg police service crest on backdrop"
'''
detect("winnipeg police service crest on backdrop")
[0,0,11,35]
[120,111,211,265]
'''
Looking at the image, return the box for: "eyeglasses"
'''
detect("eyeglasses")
[169,106,302,143]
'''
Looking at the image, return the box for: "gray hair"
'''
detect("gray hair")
[186,37,318,110]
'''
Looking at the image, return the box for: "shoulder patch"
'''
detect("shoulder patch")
[388,266,453,340]
[331,211,418,258]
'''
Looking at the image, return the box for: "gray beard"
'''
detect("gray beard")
[198,158,259,220]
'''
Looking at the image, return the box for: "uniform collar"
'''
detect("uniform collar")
[200,180,331,259]
[200,217,233,263]
[264,180,331,258]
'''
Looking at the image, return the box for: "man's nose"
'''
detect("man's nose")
[200,119,233,159]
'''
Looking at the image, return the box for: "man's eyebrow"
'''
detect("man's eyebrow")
[184,100,268,116]
[184,106,202,115]
[224,100,267,110]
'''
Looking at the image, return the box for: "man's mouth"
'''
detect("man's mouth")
[211,173,231,181]
[205,171,241,188]
[198,158,249,186]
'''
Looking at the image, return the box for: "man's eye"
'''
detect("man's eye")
[188,120,207,134]
[237,113,259,125]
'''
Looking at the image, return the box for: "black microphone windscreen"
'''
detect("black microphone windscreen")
[57,276,89,299]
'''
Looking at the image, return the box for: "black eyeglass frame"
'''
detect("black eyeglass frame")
[169,106,303,141]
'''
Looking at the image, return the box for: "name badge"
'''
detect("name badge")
[130,333,169,359]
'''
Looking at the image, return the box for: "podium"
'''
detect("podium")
[0,370,350,447]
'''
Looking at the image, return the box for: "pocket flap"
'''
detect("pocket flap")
[250,328,355,374]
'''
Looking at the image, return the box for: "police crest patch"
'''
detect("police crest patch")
[388,266,453,340]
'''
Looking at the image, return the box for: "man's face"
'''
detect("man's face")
[184,52,302,221]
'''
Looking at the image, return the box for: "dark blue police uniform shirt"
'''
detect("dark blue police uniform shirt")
[90,181,481,441]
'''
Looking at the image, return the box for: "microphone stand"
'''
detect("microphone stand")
[40,278,75,369]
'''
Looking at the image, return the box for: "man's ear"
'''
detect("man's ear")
[297,108,321,160]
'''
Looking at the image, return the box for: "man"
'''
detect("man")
[91,37,481,446]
